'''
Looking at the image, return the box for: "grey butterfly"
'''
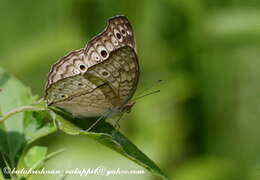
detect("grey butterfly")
[44,15,139,126]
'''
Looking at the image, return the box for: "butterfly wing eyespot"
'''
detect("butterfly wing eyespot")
[60,94,67,98]
[101,50,108,58]
[78,82,83,86]
[91,52,101,62]
[121,29,126,35]
[79,64,86,71]
[99,69,110,77]
[97,45,109,59]
[114,29,123,42]
[118,25,127,37]
[116,32,121,39]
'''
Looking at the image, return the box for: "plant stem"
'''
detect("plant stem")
[0,106,46,123]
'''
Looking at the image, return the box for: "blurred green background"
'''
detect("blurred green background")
[1,0,260,179]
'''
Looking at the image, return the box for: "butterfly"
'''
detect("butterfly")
[44,15,139,128]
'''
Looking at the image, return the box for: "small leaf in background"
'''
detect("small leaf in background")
[24,146,48,169]
[17,146,65,179]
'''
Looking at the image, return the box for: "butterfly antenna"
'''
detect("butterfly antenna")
[133,90,161,101]
[135,79,162,97]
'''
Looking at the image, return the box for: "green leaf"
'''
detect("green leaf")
[0,67,34,167]
[24,110,57,144]
[0,67,56,169]
[54,109,169,180]
[24,146,47,169]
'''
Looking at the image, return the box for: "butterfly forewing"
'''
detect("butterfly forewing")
[45,16,139,117]
[46,16,135,88]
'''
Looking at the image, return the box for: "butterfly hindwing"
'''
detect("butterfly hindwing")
[85,46,139,106]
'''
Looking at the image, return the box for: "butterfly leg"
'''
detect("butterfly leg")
[114,113,124,130]
[85,115,106,132]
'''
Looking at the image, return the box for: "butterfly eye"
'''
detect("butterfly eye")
[78,83,83,86]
